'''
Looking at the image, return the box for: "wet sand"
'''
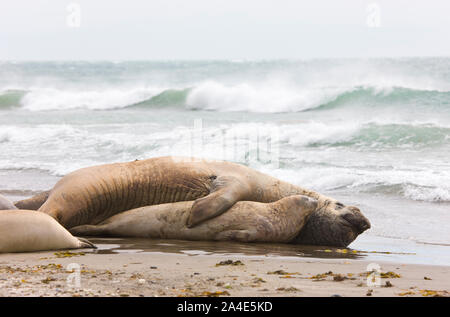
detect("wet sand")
[0,239,449,297]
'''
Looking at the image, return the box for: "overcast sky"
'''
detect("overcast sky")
[1,0,449,60]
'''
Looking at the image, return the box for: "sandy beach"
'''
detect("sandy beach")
[0,238,448,297]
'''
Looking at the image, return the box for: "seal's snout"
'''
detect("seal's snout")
[341,206,371,234]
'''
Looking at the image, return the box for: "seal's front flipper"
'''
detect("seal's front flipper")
[70,225,105,237]
[215,229,256,242]
[186,176,250,228]
[76,237,97,249]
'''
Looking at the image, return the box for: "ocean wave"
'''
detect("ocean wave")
[0,87,189,111]
[184,81,344,112]
[292,122,450,148]
[2,81,449,112]
[185,82,450,113]
[0,89,27,109]
[18,87,165,111]
[1,121,449,202]
[131,88,191,108]
[263,166,450,203]
[1,120,448,153]
[308,86,450,112]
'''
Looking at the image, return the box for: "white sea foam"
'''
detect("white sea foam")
[3,79,448,113]
[260,166,450,202]
[19,87,163,111]
[403,185,450,202]
[185,80,350,112]
[1,120,449,203]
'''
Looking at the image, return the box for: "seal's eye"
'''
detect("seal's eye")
[335,202,345,210]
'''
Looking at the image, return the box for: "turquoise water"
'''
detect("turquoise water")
[0,59,449,254]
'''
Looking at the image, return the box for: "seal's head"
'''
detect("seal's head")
[292,201,371,247]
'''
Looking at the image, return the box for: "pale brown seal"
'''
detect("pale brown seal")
[0,210,95,253]
[70,195,317,243]
[70,195,367,247]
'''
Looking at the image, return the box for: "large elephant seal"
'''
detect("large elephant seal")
[36,156,370,238]
[71,195,317,243]
[0,194,17,210]
[0,210,95,253]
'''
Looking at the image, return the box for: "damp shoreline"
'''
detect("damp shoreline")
[0,247,449,297]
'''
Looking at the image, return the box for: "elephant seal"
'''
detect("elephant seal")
[0,194,17,210]
[36,157,370,241]
[0,210,95,253]
[71,195,317,243]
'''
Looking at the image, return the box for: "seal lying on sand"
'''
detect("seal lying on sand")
[32,157,370,240]
[0,194,17,210]
[0,209,95,253]
[71,195,318,243]
[70,194,366,247]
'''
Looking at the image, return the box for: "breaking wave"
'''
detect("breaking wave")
[1,82,449,113]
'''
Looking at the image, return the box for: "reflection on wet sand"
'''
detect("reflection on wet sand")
[85,237,365,260]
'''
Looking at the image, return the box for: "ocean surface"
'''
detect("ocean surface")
[0,59,449,264]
